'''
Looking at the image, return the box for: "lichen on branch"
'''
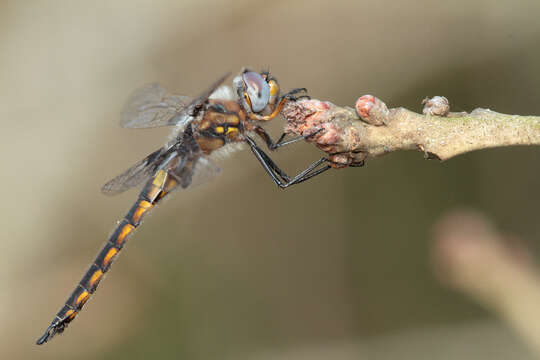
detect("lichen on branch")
[281,95,540,167]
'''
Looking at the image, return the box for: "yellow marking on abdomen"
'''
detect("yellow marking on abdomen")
[89,270,103,287]
[103,248,118,267]
[116,223,135,246]
[65,309,76,320]
[152,170,167,187]
[144,184,161,202]
[130,200,153,224]
[215,126,224,134]
[76,291,90,306]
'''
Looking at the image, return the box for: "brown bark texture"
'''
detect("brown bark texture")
[281,96,540,168]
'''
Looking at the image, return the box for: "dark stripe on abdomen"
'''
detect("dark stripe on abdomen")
[37,169,179,344]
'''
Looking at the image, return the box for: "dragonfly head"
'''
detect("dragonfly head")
[234,69,280,114]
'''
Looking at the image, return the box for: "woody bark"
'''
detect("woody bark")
[281,96,540,167]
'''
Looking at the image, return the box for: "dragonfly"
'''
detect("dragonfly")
[36,69,325,345]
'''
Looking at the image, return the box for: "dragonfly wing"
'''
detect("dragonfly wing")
[186,72,232,117]
[111,73,232,192]
[120,83,192,129]
[101,147,166,195]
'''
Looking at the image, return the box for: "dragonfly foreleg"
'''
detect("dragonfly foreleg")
[256,148,291,183]
[254,126,323,151]
[245,136,331,189]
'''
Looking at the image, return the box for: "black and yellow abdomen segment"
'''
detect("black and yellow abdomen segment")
[37,169,180,345]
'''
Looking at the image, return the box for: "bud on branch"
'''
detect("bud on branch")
[282,96,540,168]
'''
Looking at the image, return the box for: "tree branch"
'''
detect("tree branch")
[281,95,540,168]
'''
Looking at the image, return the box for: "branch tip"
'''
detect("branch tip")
[282,95,540,166]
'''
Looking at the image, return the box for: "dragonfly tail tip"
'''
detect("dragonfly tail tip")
[36,332,49,345]
[36,323,58,345]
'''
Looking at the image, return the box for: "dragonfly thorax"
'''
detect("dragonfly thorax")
[194,99,245,154]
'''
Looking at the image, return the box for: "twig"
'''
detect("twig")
[281,95,540,167]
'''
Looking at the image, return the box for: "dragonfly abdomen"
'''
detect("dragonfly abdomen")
[37,169,179,345]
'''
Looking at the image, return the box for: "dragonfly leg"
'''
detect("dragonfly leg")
[245,136,331,189]
[285,159,332,186]
[245,136,291,186]
[281,87,309,100]
[254,126,323,151]
[256,148,291,182]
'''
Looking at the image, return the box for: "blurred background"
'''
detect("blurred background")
[2,1,540,359]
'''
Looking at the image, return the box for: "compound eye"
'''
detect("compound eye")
[242,71,270,113]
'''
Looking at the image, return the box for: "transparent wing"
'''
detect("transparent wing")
[101,147,165,195]
[107,73,231,193]
[190,156,221,188]
[121,83,192,129]
[185,72,232,117]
